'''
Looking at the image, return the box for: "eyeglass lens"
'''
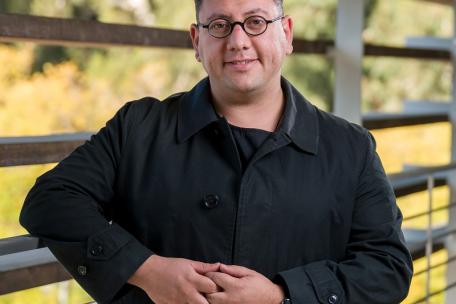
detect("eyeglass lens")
[208,16,268,37]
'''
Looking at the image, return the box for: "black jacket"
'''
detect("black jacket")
[20,77,413,304]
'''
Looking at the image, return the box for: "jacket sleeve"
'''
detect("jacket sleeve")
[275,131,413,304]
[19,101,153,303]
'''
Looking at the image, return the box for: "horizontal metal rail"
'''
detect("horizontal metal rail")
[404,227,449,260]
[0,13,193,49]
[392,175,447,198]
[362,112,449,129]
[0,165,455,294]
[0,248,71,295]
[0,235,44,256]
[0,228,449,295]
[2,132,456,168]
[0,13,452,60]
[364,44,450,60]
[388,163,456,183]
[0,133,92,167]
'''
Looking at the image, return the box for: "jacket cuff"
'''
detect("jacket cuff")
[44,223,153,303]
[277,262,344,304]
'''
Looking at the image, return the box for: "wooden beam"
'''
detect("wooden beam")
[0,133,91,167]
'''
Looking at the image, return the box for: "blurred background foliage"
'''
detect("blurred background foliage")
[0,0,454,303]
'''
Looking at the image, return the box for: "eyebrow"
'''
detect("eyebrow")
[204,8,271,23]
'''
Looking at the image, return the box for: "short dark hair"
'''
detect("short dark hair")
[194,0,284,21]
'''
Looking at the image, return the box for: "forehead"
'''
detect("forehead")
[199,0,278,21]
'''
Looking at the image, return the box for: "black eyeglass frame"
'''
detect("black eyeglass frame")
[197,15,284,38]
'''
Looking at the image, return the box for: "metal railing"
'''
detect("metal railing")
[1,163,456,299]
[390,164,456,303]
[1,0,456,301]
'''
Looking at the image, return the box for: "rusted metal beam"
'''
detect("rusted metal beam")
[0,13,193,49]
[0,133,91,167]
[0,13,452,60]
[393,176,447,198]
[0,235,44,256]
[364,44,451,60]
[292,39,333,54]
[362,112,449,129]
[0,111,450,168]
[0,248,71,295]
[404,226,453,260]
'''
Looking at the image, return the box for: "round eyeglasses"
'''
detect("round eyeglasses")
[197,15,283,39]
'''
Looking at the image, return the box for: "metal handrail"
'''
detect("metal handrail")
[388,163,456,182]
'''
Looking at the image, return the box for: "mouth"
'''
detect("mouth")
[226,59,257,65]
[224,59,258,71]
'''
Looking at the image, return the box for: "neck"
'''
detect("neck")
[210,80,285,132]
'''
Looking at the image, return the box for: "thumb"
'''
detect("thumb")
[219,264,253,278]
[192,261,221,274]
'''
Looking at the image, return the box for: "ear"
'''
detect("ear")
[190,24,201,61]
[282,16,294,55]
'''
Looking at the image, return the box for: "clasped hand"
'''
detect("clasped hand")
[204,263,285,304]
[128,255,285,304]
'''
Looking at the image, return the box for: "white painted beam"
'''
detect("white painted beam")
[446,1,456,303]
[406,37,452,51]
[333,0,364,124]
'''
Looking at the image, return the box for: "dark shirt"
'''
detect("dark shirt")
[229,124,271,171]
[20,77,413,304]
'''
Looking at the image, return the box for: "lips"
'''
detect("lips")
[227,59,256,65]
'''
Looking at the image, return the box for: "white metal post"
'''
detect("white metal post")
[446,2,456,302]
[333,0,364,125]
[426,175,435,304]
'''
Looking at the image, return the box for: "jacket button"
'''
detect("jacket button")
[90,244,103,256]
[77,265,87,276]
[328,294,338,304]
[203,194,220,209]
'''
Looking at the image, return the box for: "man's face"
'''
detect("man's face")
[190,0,293,95]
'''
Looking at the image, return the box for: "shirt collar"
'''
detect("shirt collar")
[177,77,319,155]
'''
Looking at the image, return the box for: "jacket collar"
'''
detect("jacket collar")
[177,77,319,155]
[278,77,319,155]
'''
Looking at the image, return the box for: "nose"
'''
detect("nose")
[226,23,251,51]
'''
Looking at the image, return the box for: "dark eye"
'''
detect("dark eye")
[246,16,266,29]
[209,20,230,32]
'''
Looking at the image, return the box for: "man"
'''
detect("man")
[20,0,413,303]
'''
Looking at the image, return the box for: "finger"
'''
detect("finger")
[192,261,221,274]
[219,264,253,278]
[206,292,226,304]
[187,291,210,304]
[191,273,222,294]
[204,271,237,290]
